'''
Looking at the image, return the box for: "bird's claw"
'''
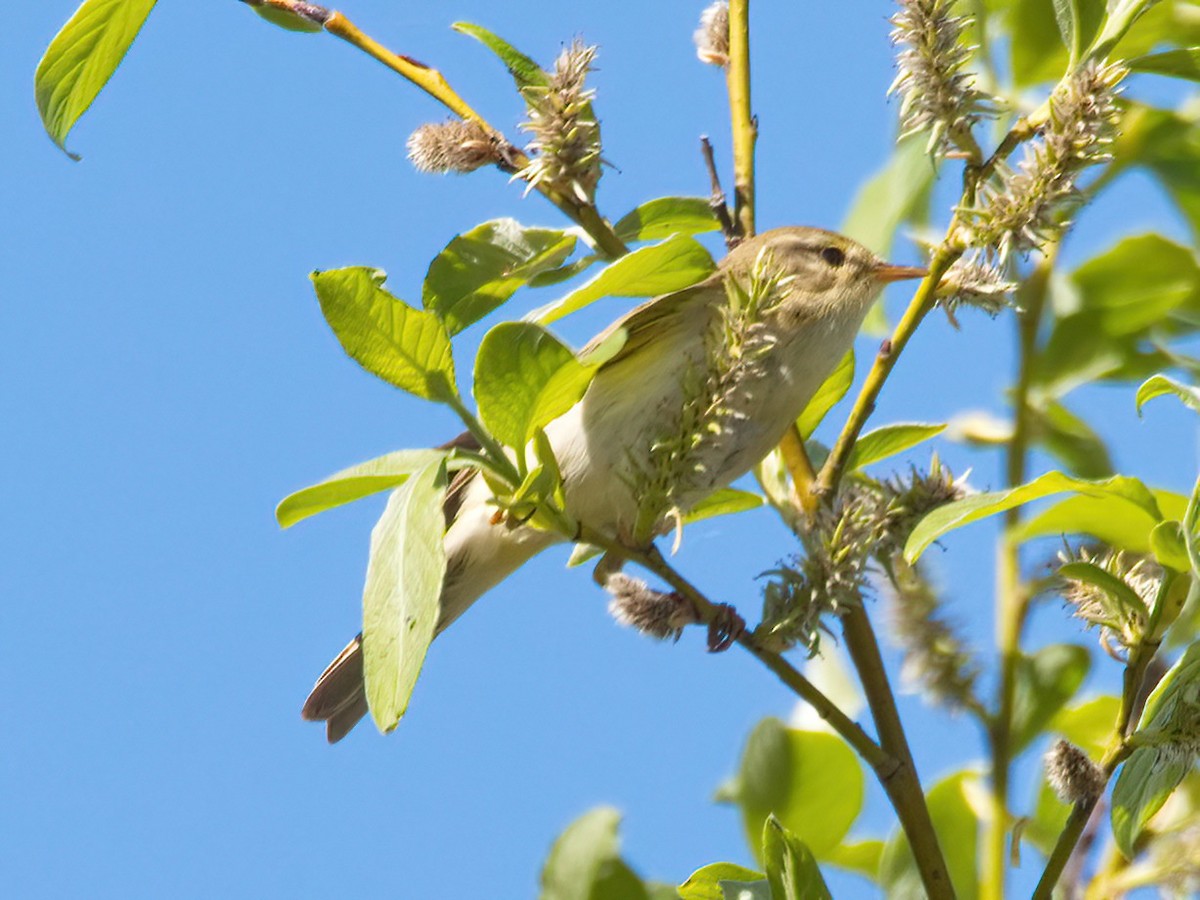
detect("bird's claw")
[707,603,746,653]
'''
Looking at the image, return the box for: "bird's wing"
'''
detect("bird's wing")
[580,282,714,371]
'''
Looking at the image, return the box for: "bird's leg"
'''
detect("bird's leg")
[707,603,746,653]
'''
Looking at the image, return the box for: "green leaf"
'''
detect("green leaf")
[1031,401,1113,479]
[879,771,980,900]
[1112,639,1200,857]
[276,448,453,528]
[423,220,576,334]
[824,840,884,880]
[797,351,854,439]
[1012,488,1188,553]
[1150,520,1191,572]
[1129,47,1200,80]
[846,422,945,471]
[842,136,935,258]
[1116,103,1200,240]
[361,460,448,732]
[539,807,649,900]
[724,719,865,861]
[1136,373,1200,415]
[452,22,548,91]
[35,0,159,159]
[1011,644,1091,753]
[1071,234,1199,337]
[473,322,593,448]
[684,488,764,524]
[1008,0,1104,84]
[528,234,716,326]
[613,197,721,243]
[249,3,323,32]
[905,472,1163,562]
[719,882,771,900]
[762,816,832,900]
[678,864,766,900]
[312,267,456,400]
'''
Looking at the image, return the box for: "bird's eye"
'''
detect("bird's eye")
[820,246,845,267]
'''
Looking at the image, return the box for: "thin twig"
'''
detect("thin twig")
[699,137,739,248]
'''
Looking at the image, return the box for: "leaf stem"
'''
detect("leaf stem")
[444,394,520,486]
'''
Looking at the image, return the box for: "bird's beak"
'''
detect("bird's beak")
[872,262,928,283]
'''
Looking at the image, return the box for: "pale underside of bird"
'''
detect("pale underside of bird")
[301,226,926,742]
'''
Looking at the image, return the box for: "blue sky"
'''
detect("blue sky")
[5,2,1197,897]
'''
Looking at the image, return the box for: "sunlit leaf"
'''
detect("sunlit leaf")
[797,351,854,439]
[1052,695,1123,759]
[361,460,448,732]
[1129,46,1200,80]
[1011,644,1091,753]
[1012,488,1188,553]
[846,422,945,471]
[1071,234,1199,337]
[276,448,454,528]
[1116,103,1200,240]
[312,267,456,400]
[474,322,593,448]
[723,719,864,862]
[762,816,832,900]
[35,0,159,159]
[452,22,548,91]
[1112,640,1200,856]
[906,472,1163,562]
[539,807,649,900]
[613,197,721,243]
[824,840,884,880]
[879,771,979,900]
[1136,373,1200,415]
[423,220,576,334]
[678,863,766,900]
[528,234,716,326]
[684,488,764,524]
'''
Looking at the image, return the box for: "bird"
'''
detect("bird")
[301,225,926,742]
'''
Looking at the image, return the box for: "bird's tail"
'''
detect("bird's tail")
[301,465,558,743]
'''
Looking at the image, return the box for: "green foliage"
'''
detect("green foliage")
[1112,640,1200,856]
[845,422,946,472]
[1129,46,1200,80]
[312,267,456,401]
[1011,644,1091,753]
[539,808,649,900]
[1137,373,1200,415]
[613,197,722,243]
[796,351,854,439]
[721,719,864,863]
[762,816,832,900]
[276,448,452,528]
[473,322,594,450]
[1012,488,1188,553]
[678,863,766,900]
[423,220,576,334]
[35,0,159,159]
[529,234,716,326]
[360,461,448,733]
[906,471,1165,562]
[452,22,548,91]
[683,488,764,524]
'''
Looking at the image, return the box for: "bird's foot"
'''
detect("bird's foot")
[707,603,746,653]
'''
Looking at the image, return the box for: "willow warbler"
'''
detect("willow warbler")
[302,225,925,741]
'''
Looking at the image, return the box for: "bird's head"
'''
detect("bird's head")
[719,226,927,323]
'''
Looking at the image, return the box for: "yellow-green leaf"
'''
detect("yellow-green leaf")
[312,267,455,401]
[797,350,854,439]
[474,322,594,448]
[35,0,159,159]
[613,197,721,243]
[361,460,448,732]
[846,422,945,471]
[528,234,715,326]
